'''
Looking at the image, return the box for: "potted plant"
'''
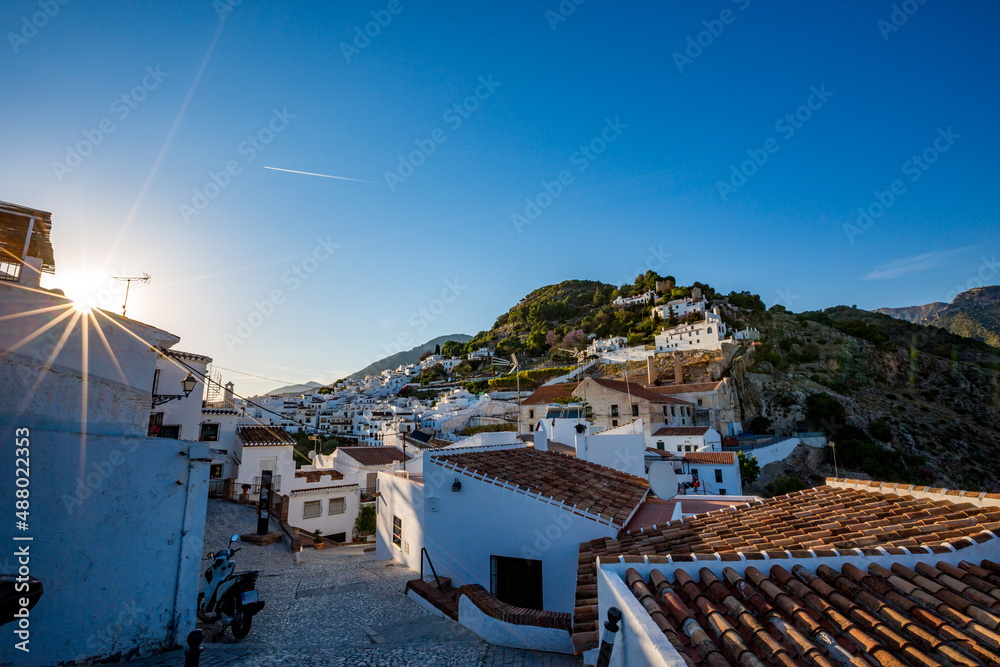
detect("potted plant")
[313,529,324,550]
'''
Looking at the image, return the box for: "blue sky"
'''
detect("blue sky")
[2,0,998,394]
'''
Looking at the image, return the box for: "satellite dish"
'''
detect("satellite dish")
[308,450,316,460]
[648,461,678,500]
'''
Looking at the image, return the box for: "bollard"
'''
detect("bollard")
[595,606,621,667]
[184,629,203,667]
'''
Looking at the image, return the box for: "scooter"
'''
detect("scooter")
[0,576,42,626]
[196,534,264,639]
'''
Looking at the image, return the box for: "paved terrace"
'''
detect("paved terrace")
[119,499,580,667]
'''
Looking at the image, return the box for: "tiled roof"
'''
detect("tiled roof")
[520,383,576,406]
[648,381,723,394]
[653,427,712,437]
[627,558,1000,666]
[683,451,735,465]
[339,446,411,466]
[236,426,295,446]
[572,480,1000,653]
[289,483,358,495]
[162,348,213,364]
[433,447,648,527]
[589,378,692,405]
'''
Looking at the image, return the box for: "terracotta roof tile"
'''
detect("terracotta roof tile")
[652,427,713,437]
[236,426,295,446]
[590,378,693,405]
[434,447,648,527]
[627,558,1000,665]
[574,483,1000,652]
[519,383,576,406]
[339,446,411,466]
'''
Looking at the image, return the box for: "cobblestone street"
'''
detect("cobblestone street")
[121,500,581,667]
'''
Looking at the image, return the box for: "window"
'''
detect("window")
[715,469,723,483]
[657,441,664,450]
[330,532,346,543]
[707,327,712,333]
[529,409,534,419]
[199,423,219,441]
[677,446,682,452]
[697,399,703,407]
[719,488,726,495]
[151,368,160,395]
[611,405,619,417]
[611,420,618,427]
[210,464,223,479]
[631,404,639,417]
[671,406,676,417]
[684,445,692,452]
[303,501,322,519]
[329,498,345,515]
[392,516,402,548]
[663,406,669,417]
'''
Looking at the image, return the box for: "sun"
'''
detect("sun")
[53,268,114,312]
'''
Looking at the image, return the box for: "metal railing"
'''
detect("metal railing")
[359,486,377,502]
[420,547,444,593]
[0,259,21,283]
[208,479,225,497]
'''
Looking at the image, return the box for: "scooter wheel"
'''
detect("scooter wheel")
[196,593,216,623]
[231,610,253,640]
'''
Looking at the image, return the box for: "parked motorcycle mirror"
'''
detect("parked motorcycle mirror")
[231,534,239,543]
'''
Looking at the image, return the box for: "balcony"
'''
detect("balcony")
[359,486,377,503]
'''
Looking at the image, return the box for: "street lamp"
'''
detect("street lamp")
[152,372,198,406]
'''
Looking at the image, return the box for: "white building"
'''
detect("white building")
[375,442,649,616]
[0,202,210,664]
[655,306,760,353]
[649,426,722,453]
[612,289,655,307]
[644,449,742,496]
[468,347,495,361]
[584,336,627,357]
[232,425,296,497]
[651,296,705,321]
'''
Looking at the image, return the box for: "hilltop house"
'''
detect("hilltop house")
[613,290,656,307]
[650,296,705,321]
[232,425,296,498]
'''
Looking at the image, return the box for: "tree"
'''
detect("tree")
[748,415,771,435]
[442,340,464,357]
[419,350,433,361]
[354,504,376,537]
[667,304,678,327]
[738,451,760,487]
[434,344,441,355]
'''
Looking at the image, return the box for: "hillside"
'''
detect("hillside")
[735,305,1000,491]
[876,285,1000,347]
[259,380,324,397]
[347,333,472,380]
[458,274,1000,492]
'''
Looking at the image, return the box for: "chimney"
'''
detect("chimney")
[20,257,43,288]
[673,352,683,384]
[224,381,234,406]
[647,356,656,385]
[533,430,547,452]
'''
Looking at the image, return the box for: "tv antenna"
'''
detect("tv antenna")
[112,273,151,317]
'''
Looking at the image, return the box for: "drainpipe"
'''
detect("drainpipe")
[171,444,211,647]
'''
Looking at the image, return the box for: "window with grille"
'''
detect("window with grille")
[199,423,219,441]
[329,498,345,515]
[392,516,402,548]
[631,404,639,417]
[303,501,322,519]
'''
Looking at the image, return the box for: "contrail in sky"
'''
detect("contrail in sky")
[264,166,375,183]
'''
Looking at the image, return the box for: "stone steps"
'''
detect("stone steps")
[405,577,460,620]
